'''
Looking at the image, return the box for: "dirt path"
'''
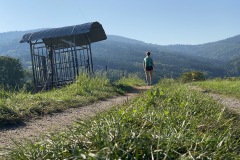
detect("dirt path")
[190,86,240,114]
[0,86,151,152]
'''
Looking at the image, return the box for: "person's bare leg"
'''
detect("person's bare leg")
[149,70,153,85]
[144,70,147,82]
[145,70,149,84]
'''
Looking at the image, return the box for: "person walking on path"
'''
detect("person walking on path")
[143,51,154,85]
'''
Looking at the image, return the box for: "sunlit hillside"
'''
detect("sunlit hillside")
[0,31,240,79]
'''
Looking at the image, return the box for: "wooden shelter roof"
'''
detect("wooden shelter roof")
[20,21,107,46]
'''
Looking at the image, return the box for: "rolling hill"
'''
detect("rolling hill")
[0,30,239,80]
[165,35,240,61]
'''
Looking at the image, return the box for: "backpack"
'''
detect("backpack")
[144,57,153,67]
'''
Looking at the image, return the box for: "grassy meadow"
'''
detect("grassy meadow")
[0,73,144,127]
[192,78,240,99]
[6,79,240,159]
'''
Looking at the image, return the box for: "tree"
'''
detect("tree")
[179,71,205,83]
[0,56,24,88]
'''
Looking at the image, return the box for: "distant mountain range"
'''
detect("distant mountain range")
[165,35,240,61]
[0,30,240,79]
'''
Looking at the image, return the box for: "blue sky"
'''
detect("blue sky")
[0,0,239,45]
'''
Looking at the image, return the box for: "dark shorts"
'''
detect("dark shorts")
[146,66,153,71]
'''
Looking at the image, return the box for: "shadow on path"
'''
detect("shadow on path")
[0,85,152,150]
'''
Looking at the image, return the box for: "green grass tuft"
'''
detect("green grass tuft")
[192,78,240,99]
[7,79,240,159]
[0,74,144,126]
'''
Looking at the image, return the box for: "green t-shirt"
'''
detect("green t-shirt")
[144,56,153,67]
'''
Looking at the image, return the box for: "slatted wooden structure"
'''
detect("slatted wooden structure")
[20,22,107,90]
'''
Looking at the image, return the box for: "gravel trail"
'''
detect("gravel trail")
[0,86,151,151]
[190,86,240,114]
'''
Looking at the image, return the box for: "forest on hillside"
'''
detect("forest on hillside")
[165,35,240,61]
[92,35,238,81]
[0,31,240,86]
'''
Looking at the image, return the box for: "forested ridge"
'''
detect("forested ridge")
[165,34,240,61]
[0,30,240,81]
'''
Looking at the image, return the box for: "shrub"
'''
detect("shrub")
[180,71,205,83]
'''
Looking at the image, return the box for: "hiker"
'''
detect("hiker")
[143,51,154,85]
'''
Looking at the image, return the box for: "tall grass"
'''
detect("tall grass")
[115,74,146,91]
[8,79,240,159]
[116,74,146,86]
[0,74,142,126]
[192,78,240,99]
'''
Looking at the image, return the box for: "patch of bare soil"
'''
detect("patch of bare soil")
[190,86,240,114]
[0,86,151,154]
